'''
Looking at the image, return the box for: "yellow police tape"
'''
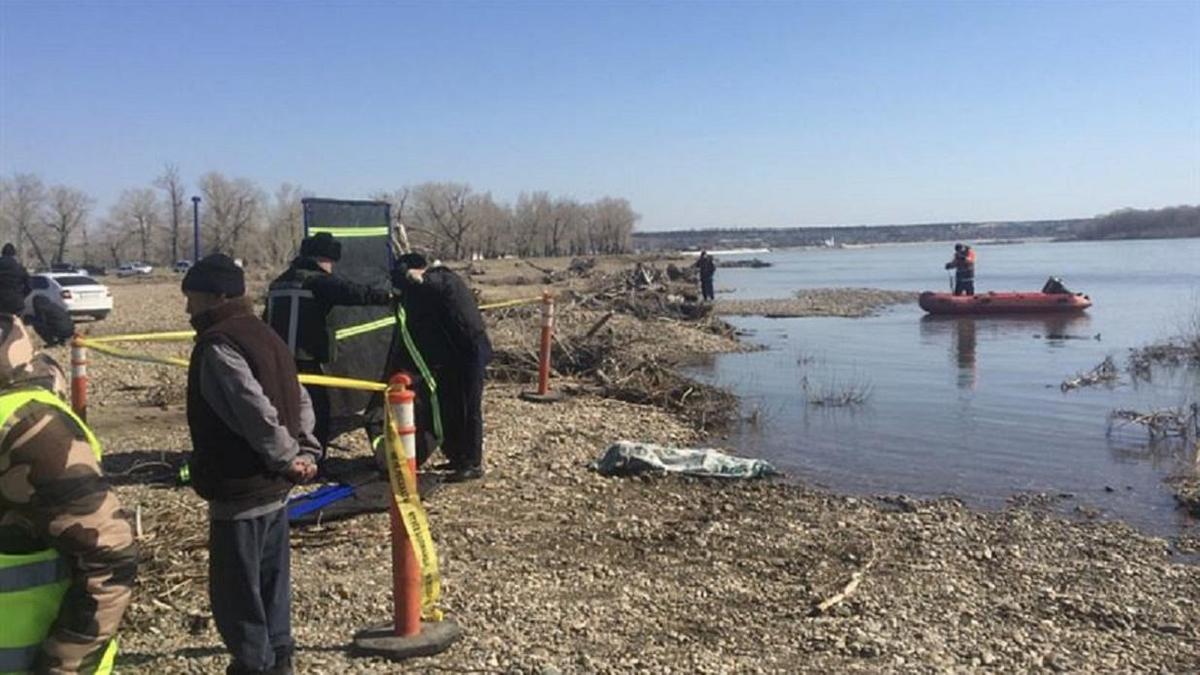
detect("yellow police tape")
[383,395,443,621]
[84,295,544,346]
[77,339,388,392]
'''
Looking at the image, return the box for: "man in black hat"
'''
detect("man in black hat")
[386,252,492,482]
[183,253,319,675]
[0,249,75,346]
[265,232,392,455]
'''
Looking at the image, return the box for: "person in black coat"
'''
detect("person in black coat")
[265,233,392,454]
[695,250,717,301]
[0,246,75,346]
[386,252,492,482]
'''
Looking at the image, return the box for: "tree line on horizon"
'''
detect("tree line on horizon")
[0,168,638,269]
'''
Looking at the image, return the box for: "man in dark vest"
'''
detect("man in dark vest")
[265,232,391,454]
[387,252,492,482]
[183,254,319,675]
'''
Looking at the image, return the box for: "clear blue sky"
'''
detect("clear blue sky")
[2,0,1197,231]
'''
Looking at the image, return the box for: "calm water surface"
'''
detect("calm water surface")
[691,239,1200,537]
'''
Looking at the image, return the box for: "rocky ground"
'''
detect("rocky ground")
[62,261,1200,673]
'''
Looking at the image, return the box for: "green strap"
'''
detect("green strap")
[395,305,443,445]
[308,226,389,237]
[335,315,396,341]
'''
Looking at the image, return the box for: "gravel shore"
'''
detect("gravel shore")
[70,269,1200,673]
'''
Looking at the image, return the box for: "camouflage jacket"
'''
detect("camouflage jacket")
[0,314,138,673]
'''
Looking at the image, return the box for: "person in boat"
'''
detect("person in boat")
[944,243,975,296]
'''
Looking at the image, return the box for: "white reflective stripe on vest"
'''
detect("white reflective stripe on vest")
[266,288,315,354]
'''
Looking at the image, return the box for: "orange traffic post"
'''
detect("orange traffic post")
[353,372,461,660]
[387,373,421,637]
[520,290,564,403]
[70,335,88,421]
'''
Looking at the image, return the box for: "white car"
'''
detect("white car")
[117,262,153,277]
[25,273,113,320]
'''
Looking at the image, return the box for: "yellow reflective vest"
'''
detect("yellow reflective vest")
[0,388,117,675]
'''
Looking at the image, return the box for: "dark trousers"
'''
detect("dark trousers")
[439,364,486,469]
[296,361,330,456]
[700,276,715,301]
[209,508,293,672]
[954,278,975,296]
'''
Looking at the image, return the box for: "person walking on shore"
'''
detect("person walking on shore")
[0,270,138,674]
[265,232,392,456]
[183,254,319,675]
[944,243,976,296]
[695,250,717,302]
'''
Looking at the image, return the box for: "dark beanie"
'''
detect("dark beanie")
[182,254,245,297]
[395,252,428,270]
[1,243,16,257]
[0,256,29,314]
[300,232,341,261]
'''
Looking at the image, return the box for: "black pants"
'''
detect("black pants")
[700,276,715,301]
[954,278,975,296]
[296,361,330,456]
[438,364,486,470]
[209,508,293,672]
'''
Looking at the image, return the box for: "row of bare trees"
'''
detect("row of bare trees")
[0,171,636,269]
[374,183,637,260]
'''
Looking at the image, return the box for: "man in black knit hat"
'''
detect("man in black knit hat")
[265,232,391,455]
[183,253,319,675]
[386,252,492,482]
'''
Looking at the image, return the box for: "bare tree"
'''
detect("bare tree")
[198,172,263,257]
[96,218,136,267]
[412,182,477,260]
[262,183,310,265]
[467,192,509,259]
[154,164,186,264]
[591,197,638,254]
[45,185,93,263]
[512,192,548,258]
[111,188,161,262]
[544,197,581,257]
[0,173,49,266]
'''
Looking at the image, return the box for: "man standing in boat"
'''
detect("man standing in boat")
[944,243,975,296]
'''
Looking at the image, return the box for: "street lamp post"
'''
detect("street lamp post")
[191,196,201,262]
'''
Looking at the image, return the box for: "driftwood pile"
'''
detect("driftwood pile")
[1107,403,1199,441]
[488,263,738,433]
[1061,356,1119,392]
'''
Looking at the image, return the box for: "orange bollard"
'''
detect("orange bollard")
[387,372,421,637]
[70,335,88,421]
[353,373,461,660]
[536,290,554,395]
[520,292,563,403]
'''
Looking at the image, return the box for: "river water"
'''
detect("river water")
[690,239,1200,537]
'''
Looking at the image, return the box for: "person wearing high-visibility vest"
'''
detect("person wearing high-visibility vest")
[0,259,137,674]
[264,233,391,456]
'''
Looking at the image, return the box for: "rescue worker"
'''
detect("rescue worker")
[184,254,319,675]
[387,252,491,482]
[944,243,976,296]
[0,263,137,674]
[264,233,391,454]
[695,251,717,301]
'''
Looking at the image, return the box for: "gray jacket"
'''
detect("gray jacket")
[199,342,321,520]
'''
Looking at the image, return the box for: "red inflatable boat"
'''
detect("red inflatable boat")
[919,291,1092,315]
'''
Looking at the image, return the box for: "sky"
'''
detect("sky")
[1,0,1197,232]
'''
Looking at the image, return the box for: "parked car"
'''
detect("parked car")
[83,264,107,276]
[50,262,81,273]
[173,260,192,273]
[117,261,153,277]
[24,273,113,320]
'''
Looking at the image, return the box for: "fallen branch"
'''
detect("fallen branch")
[811,546,877,615]
[1061,356,1119,392]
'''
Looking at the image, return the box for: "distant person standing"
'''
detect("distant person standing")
[944,243,976,296]
[695,250,717,302]
[265,232,392,455]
